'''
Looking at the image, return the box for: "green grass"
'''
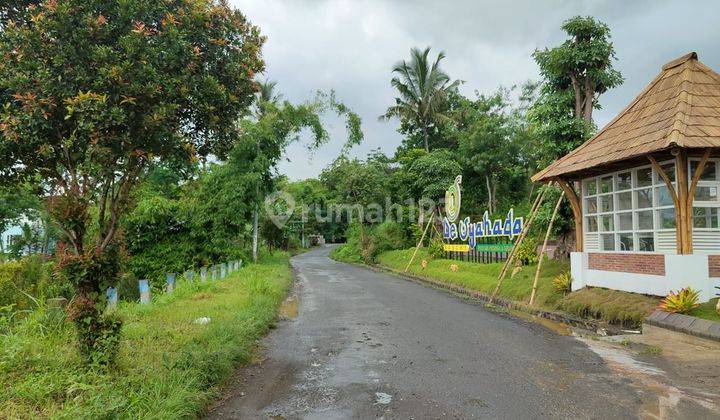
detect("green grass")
[0,252,292,419]
[377,248,568,310]
[559,287,660,327]
[374,248,661,327]
[689,298,720,322]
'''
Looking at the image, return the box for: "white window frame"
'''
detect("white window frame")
[689,157,720,231]
[582,160,677,253]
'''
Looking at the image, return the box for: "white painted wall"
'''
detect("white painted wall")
[571,252,719,302]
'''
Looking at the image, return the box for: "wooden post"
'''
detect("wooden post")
[649,155,682,254]
[491,186,547,301]
[676,149,690,254]
[686,148,712,254]
[529,191,565,306]
[405,210,435,272]
[555,178,583,252]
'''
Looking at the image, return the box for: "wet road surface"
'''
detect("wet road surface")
[206,246,719,419]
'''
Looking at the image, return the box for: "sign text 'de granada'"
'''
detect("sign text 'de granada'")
[442,175,523,251]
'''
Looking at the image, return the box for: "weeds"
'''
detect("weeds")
[0,252,292,418]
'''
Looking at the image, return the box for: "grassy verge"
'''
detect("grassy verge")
[374,248,661,327]
[689,298,720,322]
[0,252,292,418]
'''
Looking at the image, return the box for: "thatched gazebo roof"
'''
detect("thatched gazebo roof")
[533,52,720,183]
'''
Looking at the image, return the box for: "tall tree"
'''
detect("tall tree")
[380,47,460,152]
[251,79,281,262]
[456,90,525,215]
[238,91,363,262]
[531,16,623,164]
[0,0,264,362]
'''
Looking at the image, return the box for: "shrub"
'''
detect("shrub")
[552,271,572,294]
[427,238,444,259]
[514,238,538,265]
[660,288,700,314]
[0,256,68,311]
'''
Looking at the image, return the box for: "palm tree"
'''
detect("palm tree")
[380,47,460,152]
[251,79,282,262]
[255,79,282,117]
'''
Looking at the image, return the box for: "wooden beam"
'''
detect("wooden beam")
[676,149,690,254]
[686,148,712,254]
[649,155,683,254]
[555,178,583,252]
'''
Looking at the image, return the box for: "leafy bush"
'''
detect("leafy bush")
[0,256,69,311]
[660,287,700,314]
[552,271,572,294]
[370,221,413,258]
[514,238,538,265]
[331,221,413,264]
[427,237,445,259]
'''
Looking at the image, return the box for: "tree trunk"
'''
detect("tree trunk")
[583,77,594,123]
[252,204,259,263]
[422,125,430,152]
[485,175,494,214]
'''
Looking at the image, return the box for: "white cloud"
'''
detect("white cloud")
[232,0,720,180]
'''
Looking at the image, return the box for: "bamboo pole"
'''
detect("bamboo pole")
[491,185,548,301]
[529,191,565,306]
[404,210,435,272]
[495,185,546,283]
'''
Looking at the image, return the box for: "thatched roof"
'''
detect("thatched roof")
[533,52,720,182]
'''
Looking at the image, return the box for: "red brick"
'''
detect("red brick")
[588,253,665,276]
[708,255,720,277]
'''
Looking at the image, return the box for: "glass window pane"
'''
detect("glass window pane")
[636,210,654,230]
[690,160,716,181]
[618,233,634,251]
[617,191,632,210]
[600,176,613,193]
[637,233,655,252]
[585,197,597,214]
[655,162,676,183]
[636,188,653,209]
[601,234,615,251]
[599,195,613,212]
[636,167,652,187]
[656,185,674,207]
[585,216,598,232]
[618,212,633,231]
[600,214,614,232]
[659,208,676,229]
[694,185,718,202]
[693,207,719,228]
[617,172,632,190]
[584,179,597,196]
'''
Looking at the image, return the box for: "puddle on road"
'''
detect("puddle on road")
[506,308,572,335]
[577,336,718,418]
[278,295,299,319]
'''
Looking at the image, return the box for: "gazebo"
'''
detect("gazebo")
[533,52,720,302]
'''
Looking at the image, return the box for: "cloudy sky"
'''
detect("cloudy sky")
[233,0,720,180]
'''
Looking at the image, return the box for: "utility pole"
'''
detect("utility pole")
[301,199,305,248]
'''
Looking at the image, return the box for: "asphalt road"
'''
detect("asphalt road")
[206,246,719,419]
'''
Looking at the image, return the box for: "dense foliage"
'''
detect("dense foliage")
[0,0,265,362]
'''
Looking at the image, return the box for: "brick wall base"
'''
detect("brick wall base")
[708,255,720,277]
[587,253,666,276]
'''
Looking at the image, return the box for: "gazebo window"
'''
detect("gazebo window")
[689,158,720,235]
[582,161,677,252]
